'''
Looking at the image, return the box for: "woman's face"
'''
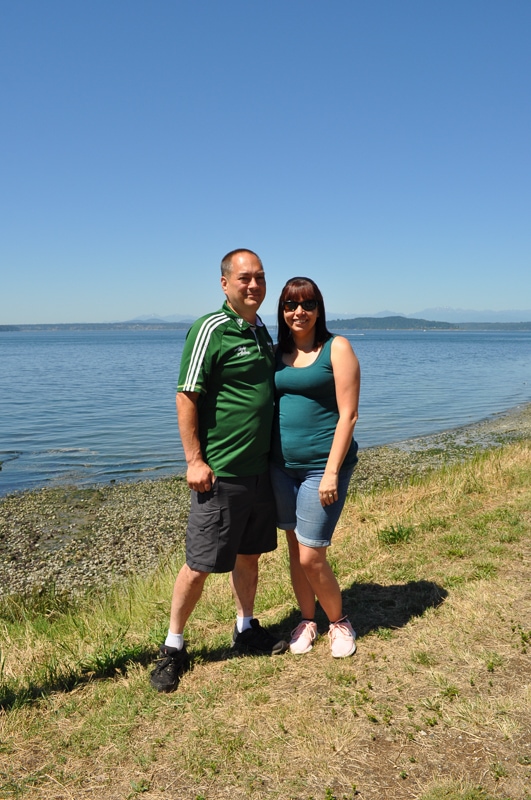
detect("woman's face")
[282,296,319,335]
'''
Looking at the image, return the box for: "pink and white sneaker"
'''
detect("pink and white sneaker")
[328,618,357,658]
[289,620,318,655]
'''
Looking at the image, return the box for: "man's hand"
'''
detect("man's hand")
[177,391,215,492]
[186,461,215,493]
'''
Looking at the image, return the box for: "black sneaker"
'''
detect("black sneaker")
[149,645,190,693]
[232,619,289,655]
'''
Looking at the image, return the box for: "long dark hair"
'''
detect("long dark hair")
[277,277,332,353]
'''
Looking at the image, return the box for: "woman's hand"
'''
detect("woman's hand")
[319,473,339,506]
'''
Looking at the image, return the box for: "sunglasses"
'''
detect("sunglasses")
[282,299,318,312]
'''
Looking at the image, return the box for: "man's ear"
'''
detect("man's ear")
[220,275,227,293]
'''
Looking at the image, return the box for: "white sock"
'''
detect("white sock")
[165,630,184,650]
[236,616,253,633]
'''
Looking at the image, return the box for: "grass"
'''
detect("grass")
[0,442,530,799]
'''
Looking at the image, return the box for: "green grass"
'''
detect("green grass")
[377,522,414,545]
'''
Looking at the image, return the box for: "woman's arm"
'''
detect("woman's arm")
[319,336,361,506]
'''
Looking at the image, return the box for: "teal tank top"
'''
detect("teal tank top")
[271,336,358,470]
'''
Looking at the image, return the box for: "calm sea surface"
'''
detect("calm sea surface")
[1,328,530,496]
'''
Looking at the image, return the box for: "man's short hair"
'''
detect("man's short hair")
[220,249,263,277]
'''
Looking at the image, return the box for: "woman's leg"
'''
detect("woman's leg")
[297,542,343,623]
[285,529,316,620]
[293,466,354,622]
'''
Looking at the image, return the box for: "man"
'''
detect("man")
[150,248,288,693]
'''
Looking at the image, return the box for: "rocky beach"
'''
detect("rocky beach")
[1,402,530,599]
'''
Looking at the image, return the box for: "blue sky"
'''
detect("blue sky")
[2,0,530,323]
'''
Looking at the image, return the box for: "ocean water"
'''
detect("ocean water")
[1,327,530,496]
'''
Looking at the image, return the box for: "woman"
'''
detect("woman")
[270,277,360,657]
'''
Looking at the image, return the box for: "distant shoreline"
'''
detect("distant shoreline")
[2,318,531,332]
[0,322,193,332]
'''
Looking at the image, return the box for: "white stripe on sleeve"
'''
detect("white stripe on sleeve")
[182,313,227,391]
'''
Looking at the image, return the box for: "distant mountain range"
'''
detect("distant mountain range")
[327,316,531,331]
[326,308,531,323]
[408,308,531,323]
[129,307,531,325]
[130,314,197,323]
[3,308,531,332]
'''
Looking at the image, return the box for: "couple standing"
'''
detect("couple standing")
[150,248,361,693]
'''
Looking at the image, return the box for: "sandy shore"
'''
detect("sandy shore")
[1,402,530,598]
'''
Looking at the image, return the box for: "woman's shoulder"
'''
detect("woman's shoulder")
[330,334,358,365]
[330,334,353,352]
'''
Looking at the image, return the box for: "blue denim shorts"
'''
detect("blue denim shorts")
[270,463,354,548]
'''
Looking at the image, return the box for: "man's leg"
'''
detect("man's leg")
[230,552,288,655]
[228,472,288,655]
[169,562,210,634]
[150,564,209,693]
[229,552,259,617]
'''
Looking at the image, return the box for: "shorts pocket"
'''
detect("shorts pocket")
[188,507,221,534]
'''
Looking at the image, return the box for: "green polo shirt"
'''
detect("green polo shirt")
[177,302,275,477]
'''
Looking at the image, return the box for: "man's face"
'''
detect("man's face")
[220,252,266,321]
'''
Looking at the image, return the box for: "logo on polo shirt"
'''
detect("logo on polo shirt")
[235,345,251,357]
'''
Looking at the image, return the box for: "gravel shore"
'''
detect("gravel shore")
[1,402,530,599]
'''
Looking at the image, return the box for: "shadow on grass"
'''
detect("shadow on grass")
[341,579,448,637]
[1,580,447,710]
[0,644,156,712]
[186,580,448,665]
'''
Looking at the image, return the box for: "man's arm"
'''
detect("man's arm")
[176,391,215,492]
